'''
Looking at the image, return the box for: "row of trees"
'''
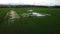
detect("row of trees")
[0,5,60,8]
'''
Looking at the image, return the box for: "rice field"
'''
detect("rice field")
[0,7,60,34]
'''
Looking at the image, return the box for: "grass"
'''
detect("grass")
[0,7,60,34]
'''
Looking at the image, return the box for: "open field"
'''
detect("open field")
[0,7,60,34]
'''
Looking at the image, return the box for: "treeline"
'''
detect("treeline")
[0,5,60,8]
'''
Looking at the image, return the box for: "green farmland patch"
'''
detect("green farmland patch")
[0,8,60,34]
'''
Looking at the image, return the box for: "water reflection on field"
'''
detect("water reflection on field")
[21,11,51,18]
[7,10,20,24]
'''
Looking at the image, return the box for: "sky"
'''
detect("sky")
[0,0,60,6]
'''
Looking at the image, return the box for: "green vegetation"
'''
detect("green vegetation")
[0,7,60,34]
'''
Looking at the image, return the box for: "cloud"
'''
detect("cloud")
[0,0,60,6]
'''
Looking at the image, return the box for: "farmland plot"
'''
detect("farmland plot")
[0,8,60,34]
